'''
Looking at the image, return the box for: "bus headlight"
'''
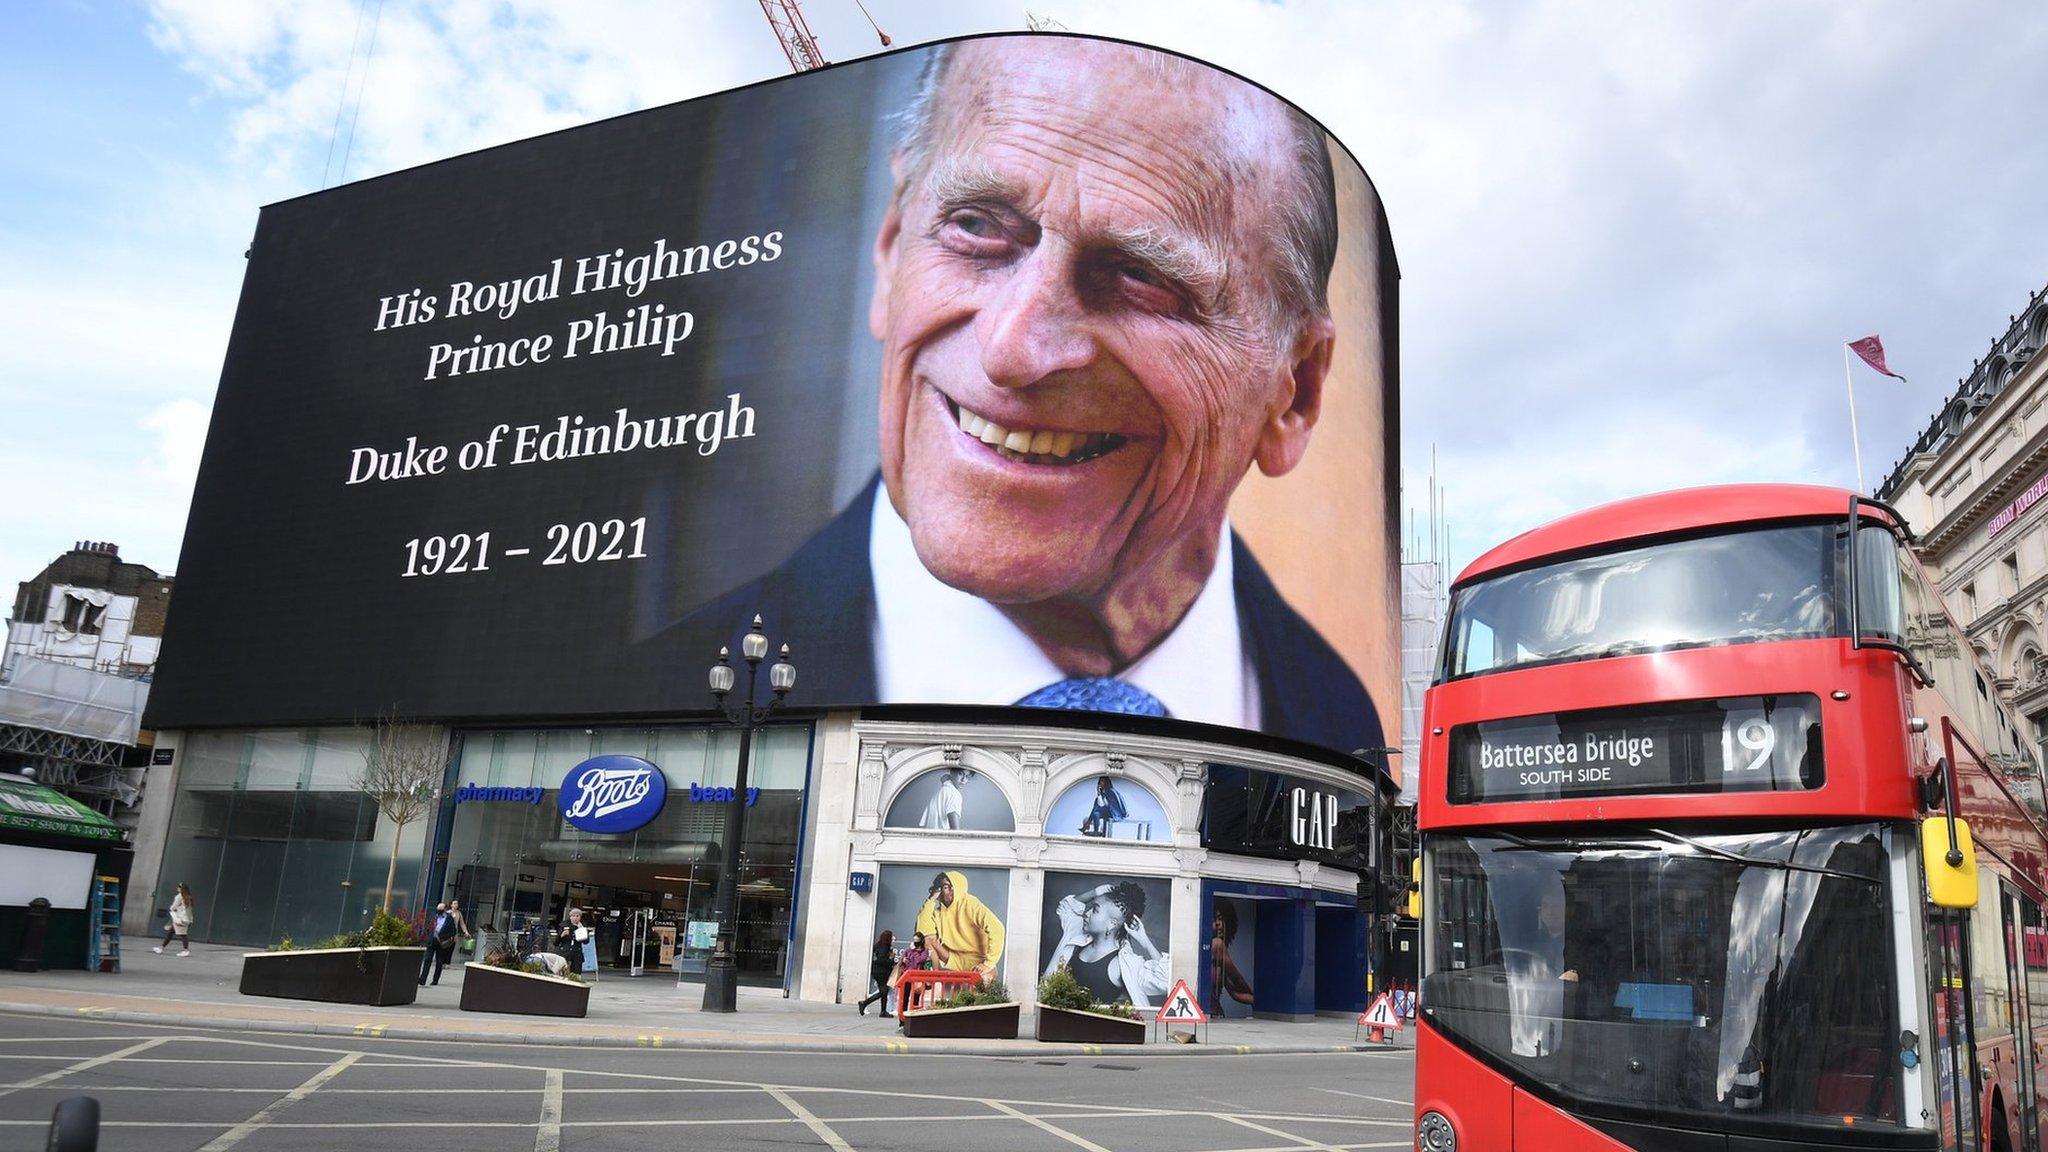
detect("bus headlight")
[1417,1110,1456,1151]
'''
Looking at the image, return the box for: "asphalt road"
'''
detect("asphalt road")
[0,1011,1415,1152]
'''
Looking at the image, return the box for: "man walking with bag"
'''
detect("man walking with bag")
[419,902,460,986]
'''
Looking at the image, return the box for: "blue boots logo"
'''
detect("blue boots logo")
[558,755,667,833]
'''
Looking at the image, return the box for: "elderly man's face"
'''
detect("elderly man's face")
[870,42,1331,608]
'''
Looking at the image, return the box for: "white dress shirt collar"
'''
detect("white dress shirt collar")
[869,487,1257,728]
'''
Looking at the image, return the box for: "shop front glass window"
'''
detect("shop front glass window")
[1423,823,1904,1135]
[445,723,812,985]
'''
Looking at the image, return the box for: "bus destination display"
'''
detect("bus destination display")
[1447,695,1823,803]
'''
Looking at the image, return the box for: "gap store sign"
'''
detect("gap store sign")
[558,754,668,833]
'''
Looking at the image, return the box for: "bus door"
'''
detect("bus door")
[2022,898,2048,1151]
[2003,884,2042,1151]
[1930,907,1980,1151]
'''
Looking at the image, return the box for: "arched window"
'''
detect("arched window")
[884,766,1015,832]
[1044,775,1171,842]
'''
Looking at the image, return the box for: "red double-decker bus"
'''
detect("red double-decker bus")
[1412,484,2048,1152]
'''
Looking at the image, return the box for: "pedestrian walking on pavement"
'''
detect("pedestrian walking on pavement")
[153,883,195,956]
[900,932,931,973]
[419,902,460,985]
[857,929,895,1016]
[560,908,598,981]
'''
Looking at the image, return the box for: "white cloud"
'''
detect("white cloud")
[142,397,211,494]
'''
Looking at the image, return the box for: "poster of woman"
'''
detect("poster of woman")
[1043,776,1171,842]
[1038,872,1173,1009]
[1209,897,1257,1018]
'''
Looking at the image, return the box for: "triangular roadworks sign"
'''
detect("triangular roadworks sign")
[1360,992,1402,1030]
[1156,979,1209,1023]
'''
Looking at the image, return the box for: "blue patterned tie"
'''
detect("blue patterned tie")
[1015,677,1169,718]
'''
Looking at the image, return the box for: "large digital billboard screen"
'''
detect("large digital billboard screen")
[148,33,1400,755]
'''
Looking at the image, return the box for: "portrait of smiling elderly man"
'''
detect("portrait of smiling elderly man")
[638,37,1385,754]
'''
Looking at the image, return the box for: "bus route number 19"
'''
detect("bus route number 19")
[1723,712,1777,774]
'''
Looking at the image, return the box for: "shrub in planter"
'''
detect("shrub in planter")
[459,950,590,1018]
[1034,967,1145,1044]
[901,977,1020,1040]
[239,909,424,1007]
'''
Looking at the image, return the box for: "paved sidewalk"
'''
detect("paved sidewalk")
[0,936,1416,1057]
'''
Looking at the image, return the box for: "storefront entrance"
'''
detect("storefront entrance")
[436,723,811,990]
[458,857,794,984]
[1201,881,1366,1021]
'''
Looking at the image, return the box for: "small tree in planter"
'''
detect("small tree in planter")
[1035,966,1145,1044]
[900,976,1020,1040]
[239,909,425,1006]
[354,713,447,914]
[460,949,591,1018]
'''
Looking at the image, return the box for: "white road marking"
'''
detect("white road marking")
[0,1036,166,1044]
[1313,1086,1413,1109]
[195,1050,361,1151]
[984,1099,1116,1152]
[534,1068,562,1152]
[1217,1112,1347,1152]
[765,1085,858,1151]
[0,1037,166,1097]
[0,1022,1417,1149]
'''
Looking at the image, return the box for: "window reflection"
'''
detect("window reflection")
[1423,824,1902,1133]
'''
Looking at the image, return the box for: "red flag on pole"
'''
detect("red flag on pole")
[1847,335,1906,381]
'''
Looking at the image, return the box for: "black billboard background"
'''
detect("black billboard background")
[1202,763,1372,870]
[151,55,912,726]
[147,35,1397,732]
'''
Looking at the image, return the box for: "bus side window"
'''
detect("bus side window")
[1461,618,1497,678]
[1854,524,1905,642]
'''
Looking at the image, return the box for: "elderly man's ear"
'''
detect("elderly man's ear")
[869,171,907,342]
[1253,313,1334,478]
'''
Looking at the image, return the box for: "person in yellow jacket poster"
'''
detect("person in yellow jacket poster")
[914,870,1005,978]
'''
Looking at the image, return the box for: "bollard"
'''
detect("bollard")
[13,897,51,972]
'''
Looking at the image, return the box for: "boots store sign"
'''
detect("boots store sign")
[558,755,668,833]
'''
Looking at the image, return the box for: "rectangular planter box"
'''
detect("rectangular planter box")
[239,947,424,1006]
[900,1001,1020,1040]
[1034,1003,1145,1045]
[459,962,590,1018]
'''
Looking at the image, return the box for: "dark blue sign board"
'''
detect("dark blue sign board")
[558,754,667,833]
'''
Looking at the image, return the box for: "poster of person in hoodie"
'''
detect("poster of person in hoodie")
[873,866,1009,980]
[1039,871,1173,1009]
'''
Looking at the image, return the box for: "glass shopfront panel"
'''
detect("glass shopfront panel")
[444,723,813,987]
[155,727,422,947]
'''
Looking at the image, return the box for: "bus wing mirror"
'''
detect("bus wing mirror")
[1922,816,1979,909]
[1405,857,1422,920]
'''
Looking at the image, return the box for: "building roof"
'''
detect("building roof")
[1877,281,2048,502]
[1455,483,1870,587]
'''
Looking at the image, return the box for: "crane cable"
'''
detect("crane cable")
[336,0,386,185]
[320,0,387,189]
[850,0,891,47]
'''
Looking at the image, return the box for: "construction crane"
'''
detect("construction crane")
[757,0,891,74]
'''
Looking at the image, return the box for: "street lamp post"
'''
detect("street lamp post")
[701,613,796,1014]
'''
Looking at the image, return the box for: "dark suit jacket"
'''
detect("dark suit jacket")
[631,479,1383,754]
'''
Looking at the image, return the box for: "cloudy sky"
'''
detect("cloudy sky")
[6,0,2047,590]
